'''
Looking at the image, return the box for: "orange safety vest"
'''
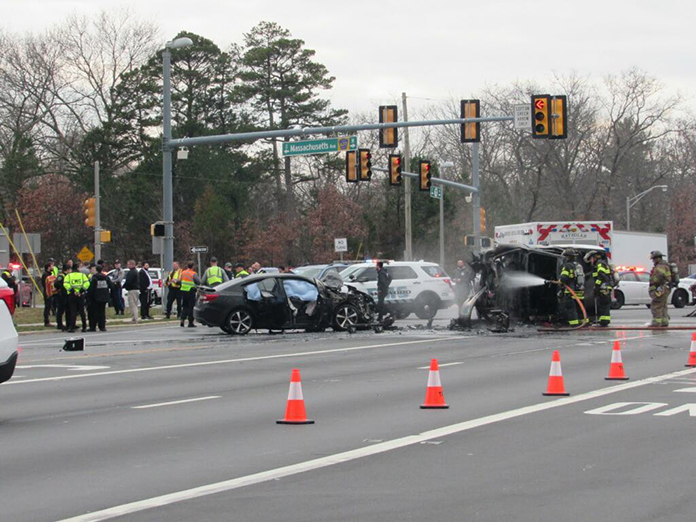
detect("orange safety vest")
[180,269,196,292]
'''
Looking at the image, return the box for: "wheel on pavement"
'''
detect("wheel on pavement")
[333,304,360,331]
[226,308,254,335]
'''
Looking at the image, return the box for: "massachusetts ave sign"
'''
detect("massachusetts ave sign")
[282,136,358,157]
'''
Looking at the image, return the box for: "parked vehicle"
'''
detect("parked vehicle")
[0,285,18,384]
[0,278,15,316]
[194,273,376,335]
[341,261,456,319]
[612,266,694,309]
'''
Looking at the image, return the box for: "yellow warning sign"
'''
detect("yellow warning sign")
[77,246,94,263]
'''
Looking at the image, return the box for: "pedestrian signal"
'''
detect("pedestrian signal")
[550,95,567,140]
[531,94,551,139]
[389,154,402,186]
[460,99,480,143]
[84,198,96,228]
[345,150,358,183]
[419,161,431,191]
[359,149,372,181]
[379,105,398,148]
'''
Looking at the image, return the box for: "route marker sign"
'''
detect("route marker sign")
[283,136,358,157]
[77,246,94,263]
[430,186,443,200]
[514,104,532,130]
[190,246,209,254]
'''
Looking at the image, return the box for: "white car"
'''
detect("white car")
[612,267,694,309]
[341,261,456,319]
[0,278,18,384]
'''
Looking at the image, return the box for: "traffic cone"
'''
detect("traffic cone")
[276,369,314,425]
[421,359,449,409]
[606,341,629,380]
[686,333,696,368]
[542,350,569,396]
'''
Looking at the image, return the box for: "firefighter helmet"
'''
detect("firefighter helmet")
[650,250,664,260]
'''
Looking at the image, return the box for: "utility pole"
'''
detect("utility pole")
[402,92,412,261]
[471,143,481,252]
[94,161,102,261]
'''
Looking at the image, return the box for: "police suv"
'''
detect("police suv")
[341,261,456,319]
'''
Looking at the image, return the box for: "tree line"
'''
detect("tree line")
[0,11,694,272]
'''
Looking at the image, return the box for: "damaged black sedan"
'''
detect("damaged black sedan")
[194,273,376,335]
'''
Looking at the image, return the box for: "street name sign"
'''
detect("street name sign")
[283,136,357,157]
[430,186,443,200]
[334,238,348,253]
[514,104,532,130]
[190,246,209,254]
[77,246,94,263]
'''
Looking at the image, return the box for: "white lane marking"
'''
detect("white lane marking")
[7,337,474,386]
[418,362,463,370]
[17,364,111,371]
[56,366,696,522]
[132,396,221,410]
[673,387,696,393]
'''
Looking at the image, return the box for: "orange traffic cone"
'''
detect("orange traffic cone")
[686,333,696,368]
[277,369,314,425]
[421,359,449,409]
[543,350,569,396]
[606,341,629,380]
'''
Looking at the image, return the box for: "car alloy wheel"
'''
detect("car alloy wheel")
[228,309,253,335]
[334,304,359,330]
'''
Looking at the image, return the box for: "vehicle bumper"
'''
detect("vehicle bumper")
[0,351,18,384]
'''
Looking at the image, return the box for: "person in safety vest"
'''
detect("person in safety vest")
[557,248,582,327]
[179,261,201,328]
[649,250,672,327]
[41,262,57,327]
[164,261,182,319]
[202,257,229,287]
[63,265,90,333]
[585,250,613,327]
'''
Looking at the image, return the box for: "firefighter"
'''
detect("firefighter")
[202,257,228,287]
[164,261,182,319]
[649,250,672,327]
[63,265,90,333]
[558,249,581,327]
[586,251,613,327]
[179,261,201,328]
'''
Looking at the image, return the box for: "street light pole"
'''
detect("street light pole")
[162,37,192,276]
[626,185,668,231]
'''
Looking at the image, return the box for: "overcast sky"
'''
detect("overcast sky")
[5,0,696,115]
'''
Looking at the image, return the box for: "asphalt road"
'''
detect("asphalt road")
[3,306,696,521]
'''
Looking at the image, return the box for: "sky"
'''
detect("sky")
[4,0,696,116]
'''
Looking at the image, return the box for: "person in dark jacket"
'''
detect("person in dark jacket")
[376,261,392,322]
[87,265,113,332]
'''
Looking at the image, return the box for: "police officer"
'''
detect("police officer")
[164,261,182,319]
[649,250,672,327]
[376,261,392,323]
[586,251,613,327]
[63,265,90,333]
[202,257,228,287]
[558,249,581,327]
[87,264,113,332]
[179,261,201,327]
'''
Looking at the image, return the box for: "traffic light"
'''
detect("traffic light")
[531,94,551,139]
[84,197,96,227]
[419,161,431,191]
[388,154,402,186]
[379,105,398,148]
[359,148,372,181]
[480,208,486,232]
[550,95,567,140]
[460,99,480,143]
[345,150,358,183]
